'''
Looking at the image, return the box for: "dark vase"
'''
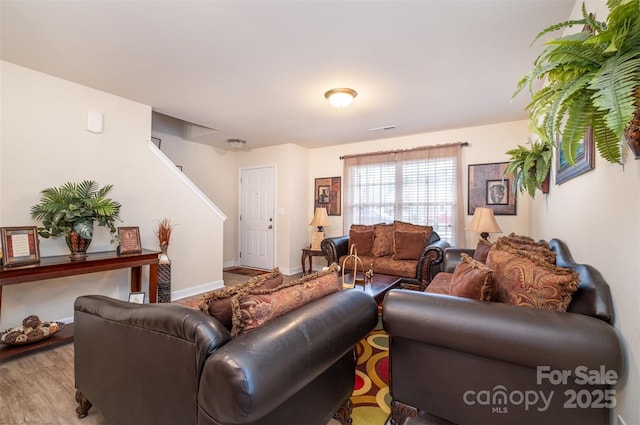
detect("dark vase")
[158,243,172,303]
[66,229,91,261]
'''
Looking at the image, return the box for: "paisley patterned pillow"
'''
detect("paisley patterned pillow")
[487,243,579,311]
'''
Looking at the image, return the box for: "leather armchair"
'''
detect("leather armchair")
[74,289,378,425]
[382,239,624,425]
[321,231,450,284]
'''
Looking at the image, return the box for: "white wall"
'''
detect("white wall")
[0,61,226,328]
[309,120,532,248]
[529,1,639,423]
[151,113,238,267]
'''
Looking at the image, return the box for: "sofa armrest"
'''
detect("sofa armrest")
[441,247,476,273]
[382,289,623,373]
[416,239,450,285]
[321,235,350,264]
[74,295,231,424]
[199,289,378,424]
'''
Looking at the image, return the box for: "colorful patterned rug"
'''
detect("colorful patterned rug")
[352,326,390,424]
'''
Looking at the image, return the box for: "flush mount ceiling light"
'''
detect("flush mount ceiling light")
[226,138,247,150]
[324,88,357,108]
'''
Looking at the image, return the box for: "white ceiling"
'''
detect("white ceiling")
[1,0,575,150]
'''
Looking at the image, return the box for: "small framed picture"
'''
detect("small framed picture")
[128,292,145,304]
[0,226,41,267]
[118,227,142,255]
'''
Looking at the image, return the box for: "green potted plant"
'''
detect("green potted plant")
[31,180,122,260]
[504,139,553,198]
[512,0,640,165]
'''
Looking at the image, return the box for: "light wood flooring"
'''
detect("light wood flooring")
[0,271,305,425]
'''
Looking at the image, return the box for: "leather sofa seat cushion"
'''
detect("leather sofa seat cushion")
[231,264,342,336]
[487,240,580,311]
[372,223,394,257]
[349,227,374,256]
[425,254,493,301]
[199,268,283,329]
[393,231,427,260]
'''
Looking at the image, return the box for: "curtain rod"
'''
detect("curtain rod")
[339,141,469,160]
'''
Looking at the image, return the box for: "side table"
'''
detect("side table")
[301,246,328,275]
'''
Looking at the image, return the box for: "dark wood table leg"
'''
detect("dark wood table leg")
[148,263,158,304]
[130,266,142,292]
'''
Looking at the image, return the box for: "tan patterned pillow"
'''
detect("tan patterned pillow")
[393,231,427,260]
[372,223,394,257]
[486,244,579,311]
[394,220,433,240]
[349,228,374,256]
[199,268,283,329]
[231,264,341,336]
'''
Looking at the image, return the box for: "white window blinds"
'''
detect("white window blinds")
[343,143,464,246]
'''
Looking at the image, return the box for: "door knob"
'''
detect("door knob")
[268,225,273,229]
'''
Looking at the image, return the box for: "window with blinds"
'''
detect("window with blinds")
[343,143,464,246]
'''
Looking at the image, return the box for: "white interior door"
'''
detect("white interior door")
[239,166,275,270]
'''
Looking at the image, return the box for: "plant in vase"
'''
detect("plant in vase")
[512,0,640,164]
[31,180,121,260]
[154,218,175,303]
[504,139,553,198]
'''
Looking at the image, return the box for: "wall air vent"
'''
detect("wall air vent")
[369,125,396,132]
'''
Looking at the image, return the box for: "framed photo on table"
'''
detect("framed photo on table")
[128,292,145,304]
[468,162,517,215]
[0,226,40,267]
[118,227,142,255]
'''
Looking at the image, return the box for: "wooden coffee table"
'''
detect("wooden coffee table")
[344,272,402,304]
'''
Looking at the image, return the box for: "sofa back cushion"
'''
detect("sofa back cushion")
[372,224,394,257]
[349,226,374,256]
[199,268,283,329]
[393,231,427,260]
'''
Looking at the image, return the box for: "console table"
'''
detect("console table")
[0,249,159,360]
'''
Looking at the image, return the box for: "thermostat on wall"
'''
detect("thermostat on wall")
[86,110,103,133]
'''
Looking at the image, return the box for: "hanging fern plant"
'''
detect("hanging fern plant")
[513,0,640,165]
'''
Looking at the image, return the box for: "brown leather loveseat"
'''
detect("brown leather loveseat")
[382,239,625,425]
[74,288,378,425]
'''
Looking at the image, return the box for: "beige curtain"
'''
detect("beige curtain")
[343,142,464,246]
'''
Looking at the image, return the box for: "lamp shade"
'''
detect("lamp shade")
[465,207,502,240]
[310,207,330,229]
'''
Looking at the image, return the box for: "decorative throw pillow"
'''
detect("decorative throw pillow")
[349,227,374,256]
[394,220,433,241]
[372,223,394,257]
[199,268,283,330]
[350,224,374,233]
[448,254,494,301]
[473,238,492,263]
[393,231,427,260]
[486,243,580,312]
[231,264,342,336]
[498,233,556,264]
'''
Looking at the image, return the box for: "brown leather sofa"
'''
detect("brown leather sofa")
[321,229,449,283]
[74,289,378,425]
[382,239,624,425]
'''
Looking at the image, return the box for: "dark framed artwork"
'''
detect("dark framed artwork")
[118,227,142,255]
[556,127,595,185]
[0,226,41,267]
[468,162,516,215]
[314,177,341,216]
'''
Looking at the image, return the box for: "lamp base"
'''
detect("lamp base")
[311,232,324,250]
[480,232,490,241]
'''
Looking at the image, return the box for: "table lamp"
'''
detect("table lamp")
[309,207,329,249]
[465,207,502,241]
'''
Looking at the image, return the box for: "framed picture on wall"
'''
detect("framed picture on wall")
[314,177,341,216]
[556,127,595,185]
[468,162,516,215]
